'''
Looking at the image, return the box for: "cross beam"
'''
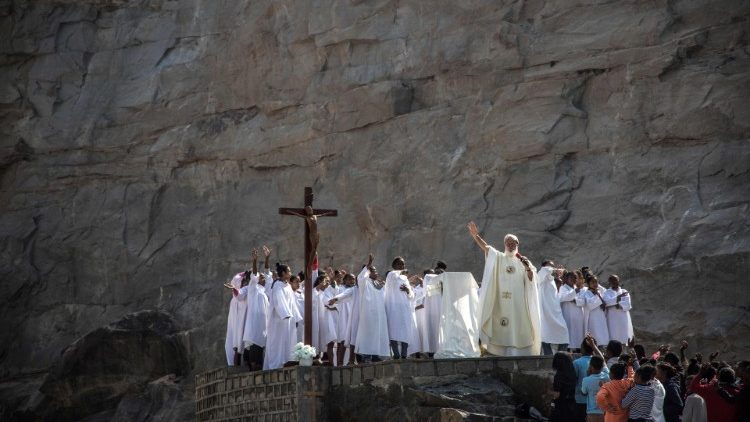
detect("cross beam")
[278,187,338,347]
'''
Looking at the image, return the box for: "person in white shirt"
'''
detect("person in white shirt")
[602,275,633,344]
[559,271,585,351]
[384,257,417,359]
[583,276,609,346]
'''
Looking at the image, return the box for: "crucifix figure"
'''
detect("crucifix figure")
[279,187,338,346]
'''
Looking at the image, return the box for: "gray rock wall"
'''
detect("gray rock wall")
[1,0,749,376]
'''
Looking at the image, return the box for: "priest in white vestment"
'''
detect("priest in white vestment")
[537,263,570,354]
[558,271,585,351]
[426,272,481,358]
[354,262,390,361]
[467,222,541,356]
[225,271,249,366]
[583,276,609,346]
[264,265,302,370]
[602,275,633,344]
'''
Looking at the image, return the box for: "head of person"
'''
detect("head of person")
[552,351,576,382]
[687,358,700,376]
[541,260,554,268]
[685,374,696,392]
[605,340,623,359]
[435,261,447,274]
[580,338,596,356]
[504,234,519,253]
[610,363,627,380]
[717,367,735,385]
[297,271,306,282]
[634,344,646,360]
[588,276,599,291]
[289,275,299,291]
[562,271,577,287]
[588,356,605,375]
[574,270,585,288]
[663,352,681,369]
[608,274,620,289]
[258,273,267,287]
[619,353,632,365]
[656,363,676,384]
[333,269,343,282]
[368,265,379,280]
[240,271,251,287]
[392,257,405,271]
[736,360,750,382]
[343,273,356,287]
[636,364,656,384]
[314,275,329,290]
[276,263,291,281]
[424,268,435,276]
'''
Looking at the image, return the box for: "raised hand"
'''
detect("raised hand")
[659,344,671,354]
[695,352,703,363]
[251,249,258,260]
[467,221,479,237]
[680,340,688,351]
[627,337,636,349]
[709,351,719,362]
[367,253,374,266]
[262,245,271,257]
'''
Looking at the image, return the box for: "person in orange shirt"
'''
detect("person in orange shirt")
[596,361,634,422]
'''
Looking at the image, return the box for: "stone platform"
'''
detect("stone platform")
[195,356,554,422]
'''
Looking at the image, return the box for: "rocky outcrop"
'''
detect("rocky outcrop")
[11,310,189,421]
[327,372,546,421]
[0,0,748,405]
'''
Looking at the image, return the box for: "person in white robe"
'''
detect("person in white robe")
[263,264,302,370]
[318,275,339,365]
[242,272,269,371]
[225,270,249,366]
[422,272,442,356]
[408,275,425,357]
[583,276,609,346]
[467,221,542,356]
[328,273,361,365]
[384,257,417,359]
[426,272,481,358]
[354,256,390,361]
[602,274,633,344]
[290,275,305,343]
[537,261,570,355]
[411,276,428,357]
[558,271,585,351]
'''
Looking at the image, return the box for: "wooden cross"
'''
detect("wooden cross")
[279,187,338,346]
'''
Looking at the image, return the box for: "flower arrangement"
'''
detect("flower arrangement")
[293,342,317,360]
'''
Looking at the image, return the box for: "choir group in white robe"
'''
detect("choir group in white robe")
[224,251,635,369]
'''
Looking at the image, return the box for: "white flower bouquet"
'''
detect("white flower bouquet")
[293,342,317,361]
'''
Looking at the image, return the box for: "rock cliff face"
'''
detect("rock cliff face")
[1,0,749,387]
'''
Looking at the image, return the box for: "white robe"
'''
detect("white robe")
[478,247,541,356]
[225,272,248,365]
[293,289,304,343]
[422,274,442,353]
[333,285,360,346]
[537,266,570,345]
[429,272,481,358]
[652,378,666,422]
[263,280,302,370]
[318,286,339,346]
[559,284,585,349]
[603,287,634,344]
[413,285,427,354]
[583,287,609,345]
[333,285,354,344]
[242,280,269,348]
[354,267,390,356]
[384,270,417,344]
